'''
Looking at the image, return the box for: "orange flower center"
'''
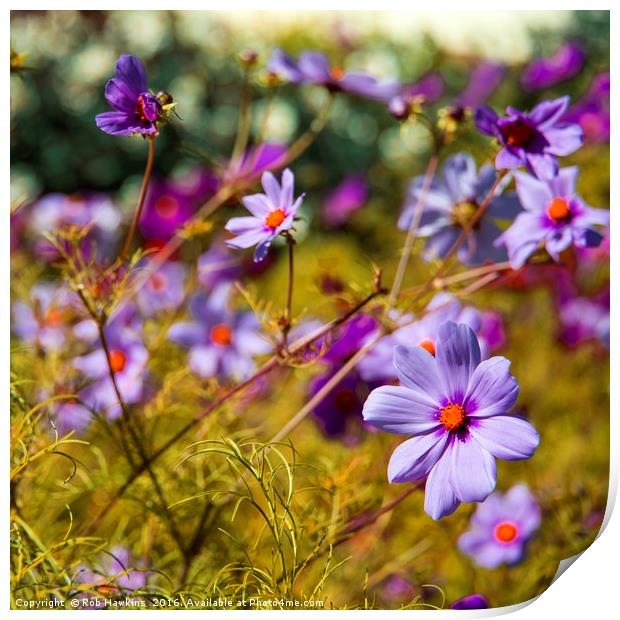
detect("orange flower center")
[502,119,535,147]
[419,339,436,356]
[439,403,466,431]
[265,208,286,229]
[211,323,232,346]
[136,95,149,121]
[44,308,64,327]
[108,349,127,373]
[330,66,345,81]
[155,195,180,219]
[494,521,519,543]
[546,197,571,222]
[149,272,168,292]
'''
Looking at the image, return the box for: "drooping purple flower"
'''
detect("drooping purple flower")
[225,169,304,262]
[495,167,609,268]
[74,308,148,419]
[12,283,75,352]
[557,289,609,349]
[96,55,163,136]
[564,73,610,143]
[136,260,187,317]
[220,143,288,187]
[388,72,444,118]
[458,484,541,568]
[475,96,583,179]
[450,594,490,610]
[358,293,501,383]
[398,153,520,266]
[521,42,585,92]
[267,48,400,102]
[454,61,506,109]
[168,283,270,380]
[362,321,539,520]
[321,175,368,227]
[139,168,218,241]
[26,193,122,260]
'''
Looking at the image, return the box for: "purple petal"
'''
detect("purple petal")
[424,452,460,520]
[450,437,497,502]
[254,237,273,262]
[189,346,219,378]
[242,194,272,218]
[388,431,449,483]
[104,78,138,112]
[515,171,553,212]
[547,166,578,198]
[168,321,207,347]
[469,415,540,460]
[496,212,548,269]
[260,171,281,206]
[474,105,499,136]
[545,227,573,259]
[362,385,441,435]
[297,51,332,82]
[114,54,148,97]
[443,153,477,202]
[529,96,570,127]
[393,345,444,404]
[495,148,524,170]
[543,124,584,156]
[466,356,519,417]
[436,322,481,403]
[526,152,558,180]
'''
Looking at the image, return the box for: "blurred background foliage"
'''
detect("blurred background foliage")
[10,10,609,610]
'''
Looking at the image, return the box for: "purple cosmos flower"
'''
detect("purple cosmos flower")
[398,153,519,266]
[74,311,148,419]
[388,72,444,118]
[12,283,74,352]
[458,484,541,568]
[196,242,242,289]
[455,61,506,109]
[495,167,609,268]
[27,193,122,260]
[321,175,368,227]
[450,594,490,610]
[358,293,501,383]
[139,168,218,241]
[362,321,540,520]
[521,42,585,92]
[558,290,609,349]
[168,283,270,380]
[220,143,288,187]
[225,169,303,262]
[475,96,583,179]
[136,260,187,317]
[564,73,610,143]
[267,48,400,102]
[96,55,163,136]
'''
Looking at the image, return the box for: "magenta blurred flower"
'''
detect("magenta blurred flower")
[564,73,610,143]
[12,283,75,352]
[321,175,368,227]
[225,169,304,262]
[268,48,400,102]
[359,293,503,384]
[475,96,583,179]
[220,143,288,186]
[521,42,585,92]
[458,483,541,568]
[450,594,490,610]
[495,167,609,268]
[96,55,164,136]
[139,168,218,241]
[388,72,444,118]
[136,260,187,317]
[455,61,506,109]
[398,153,520,265]
[168,284,270,380]
[362,322,539,520]
[558,289,609,349]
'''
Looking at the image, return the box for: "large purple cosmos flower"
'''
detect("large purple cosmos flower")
[362,322,540,520]
[521,42,585,92]
[358,293,502,384]
[458,484,541,568]
[96,55,163,136]
[168,283,270,380]
[225,169,304,262]
[267,48,399,102]
[136,260,187,317]
[398,153,519,266]
[475,96,583,179]
[495,167,609,268]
